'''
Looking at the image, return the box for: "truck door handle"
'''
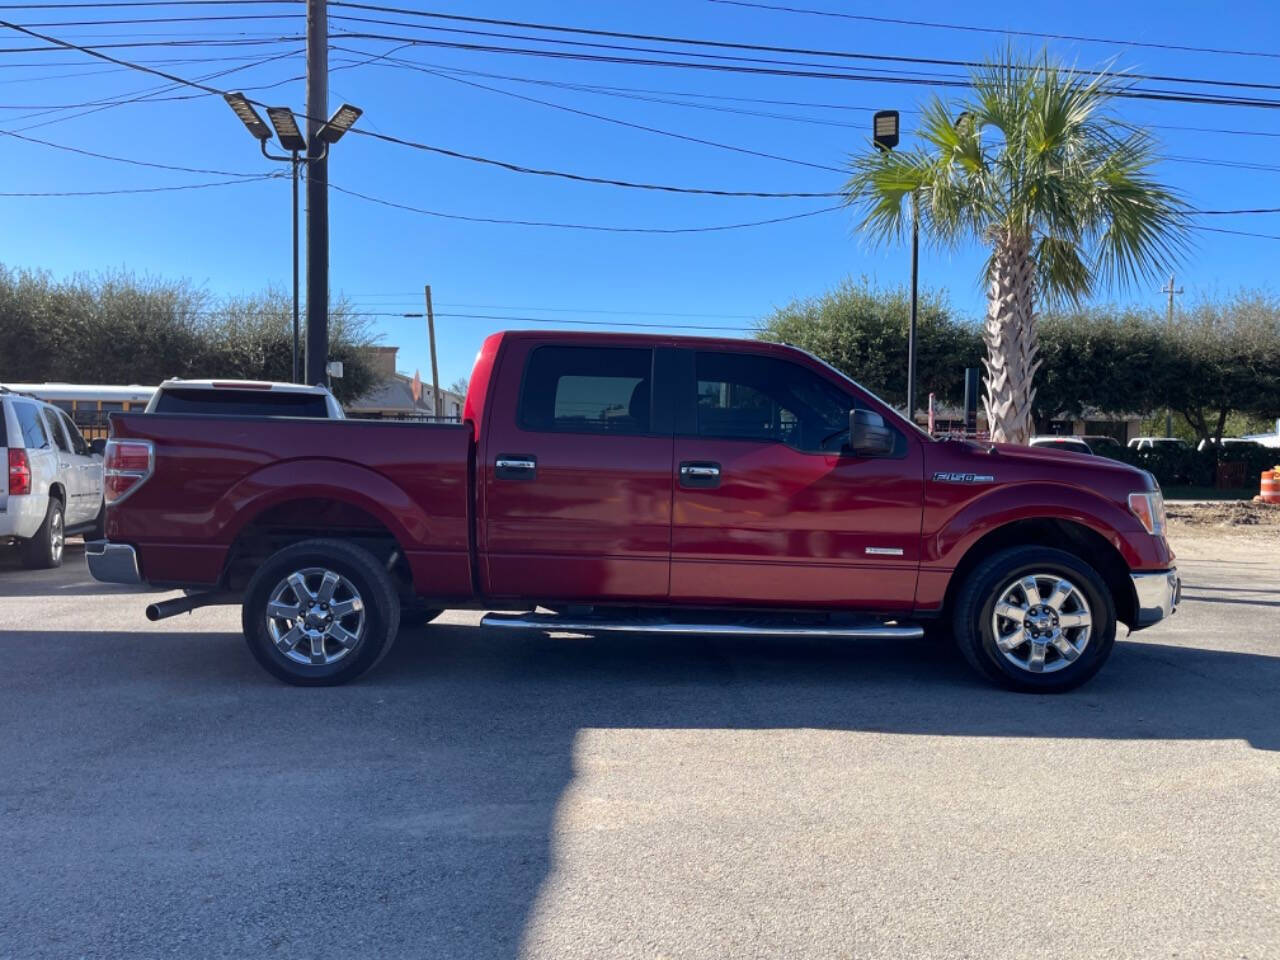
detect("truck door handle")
[679,461,721,488]
[495,454,537,481]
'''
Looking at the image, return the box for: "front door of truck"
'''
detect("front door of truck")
[481,340,675,602]
[669,348,924,612]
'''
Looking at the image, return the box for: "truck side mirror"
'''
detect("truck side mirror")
[89,437,107,457]
[849,409,895,456]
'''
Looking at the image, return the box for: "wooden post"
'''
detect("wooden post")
[425,284,441,418]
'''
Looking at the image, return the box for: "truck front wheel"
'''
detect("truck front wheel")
[242,539,401,686]
[951,546,1117,692]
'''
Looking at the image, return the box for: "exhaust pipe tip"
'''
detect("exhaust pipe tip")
[145,603,162,622]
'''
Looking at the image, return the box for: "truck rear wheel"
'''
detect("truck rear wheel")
[242,538,401,686]
[951,546,1116,692]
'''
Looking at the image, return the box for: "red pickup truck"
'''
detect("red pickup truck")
[88,331,1179,691]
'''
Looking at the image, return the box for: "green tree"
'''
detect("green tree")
[0,266,383,403]
[757,278,982,408]
[1162,294,1280,444]
[1033,306,1167,428]
[843,50,1189,443]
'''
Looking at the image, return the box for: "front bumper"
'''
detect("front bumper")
[86,540,142,585]
[1130,567,1180,628]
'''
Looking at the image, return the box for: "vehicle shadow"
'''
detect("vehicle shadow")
[1,623,1277,959]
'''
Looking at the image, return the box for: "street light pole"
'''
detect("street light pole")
[872,109,917,421]
[291,150,300,383]
[224,93,362,385]
[908,191,919,426]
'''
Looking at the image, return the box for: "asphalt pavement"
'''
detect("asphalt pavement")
[1,540,1277,959]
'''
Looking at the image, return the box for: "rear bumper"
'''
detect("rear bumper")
[0,494,49,540]
[1130,567,1180,628]
[86,540,142,585]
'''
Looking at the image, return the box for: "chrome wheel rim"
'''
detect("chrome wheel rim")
[265,567,366,666]
[990,572,1092,675]
[50,507,64,564]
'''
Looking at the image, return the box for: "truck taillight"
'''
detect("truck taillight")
[7,448,31,495]
[104,439,155,504]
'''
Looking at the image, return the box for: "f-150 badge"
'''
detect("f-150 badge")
[933,471,995,484]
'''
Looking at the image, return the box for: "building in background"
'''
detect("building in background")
[345,346,464,421]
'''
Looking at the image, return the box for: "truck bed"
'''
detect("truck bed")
[107,413,475,597]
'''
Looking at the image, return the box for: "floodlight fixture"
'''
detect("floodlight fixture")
[265,106,308,153]
[872,109,900,152]
[224,92,270,141]
[317,104,363,145]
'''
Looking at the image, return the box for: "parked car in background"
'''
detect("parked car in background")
[1128,437,1190,452]
[90,330,1180,693]
[1195,437,1263,453]
[1078,435,1125,457]
[145,379,345,419]
[1,387,105,568]
[1029,436,1095,456]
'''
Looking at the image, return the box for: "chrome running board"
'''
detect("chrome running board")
[480,611,923,640]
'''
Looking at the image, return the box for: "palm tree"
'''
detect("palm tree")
[843,52,1189,443]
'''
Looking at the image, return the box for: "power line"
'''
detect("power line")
[331,44,845,174]
[0,173,279,196]
[0,127,271,175]
[344,297,762,319]
[325,3,1280,95]
[337,50,1280,143]
[0,1,301,7]
[356,310,758,332]
[328,31,1280,110]
[1196,225,1280,241]
[330,182,844,233]
[706,0,1280,63]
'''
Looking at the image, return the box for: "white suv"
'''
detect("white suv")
[1,388,106,568]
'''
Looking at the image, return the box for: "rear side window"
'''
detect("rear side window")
[42,409,70,453]
[13,401,48,448]
[152,388,329,418]
[60,411,91,456]
[519,346,652,435]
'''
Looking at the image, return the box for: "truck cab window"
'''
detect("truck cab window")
[694,351,854,454]
[520,346,652,435]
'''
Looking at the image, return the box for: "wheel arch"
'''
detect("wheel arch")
[942,518,1138,628]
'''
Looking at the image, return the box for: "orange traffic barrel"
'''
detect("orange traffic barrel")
[1261,469,1280,504]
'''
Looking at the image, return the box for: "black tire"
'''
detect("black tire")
[21,497,65,570]
[241,538,401,686]
[951,545,1117,693]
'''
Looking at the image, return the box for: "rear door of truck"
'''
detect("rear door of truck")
[479,338,675,601]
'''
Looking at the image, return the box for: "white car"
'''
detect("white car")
[144,379,345,418]
[1,387,105,568]
[1127,437,1189,452]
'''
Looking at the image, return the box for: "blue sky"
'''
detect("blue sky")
[2,0,1279,387]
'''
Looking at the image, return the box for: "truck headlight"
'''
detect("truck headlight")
[1128,491,1166,537]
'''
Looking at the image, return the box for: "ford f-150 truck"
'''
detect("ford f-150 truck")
[88,331,1179,691]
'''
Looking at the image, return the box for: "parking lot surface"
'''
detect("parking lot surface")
[1,538,1278,959]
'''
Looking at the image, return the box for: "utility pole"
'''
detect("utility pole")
[303,0,328,387]
[1161,273,1183,438]
[424,284,441,418]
